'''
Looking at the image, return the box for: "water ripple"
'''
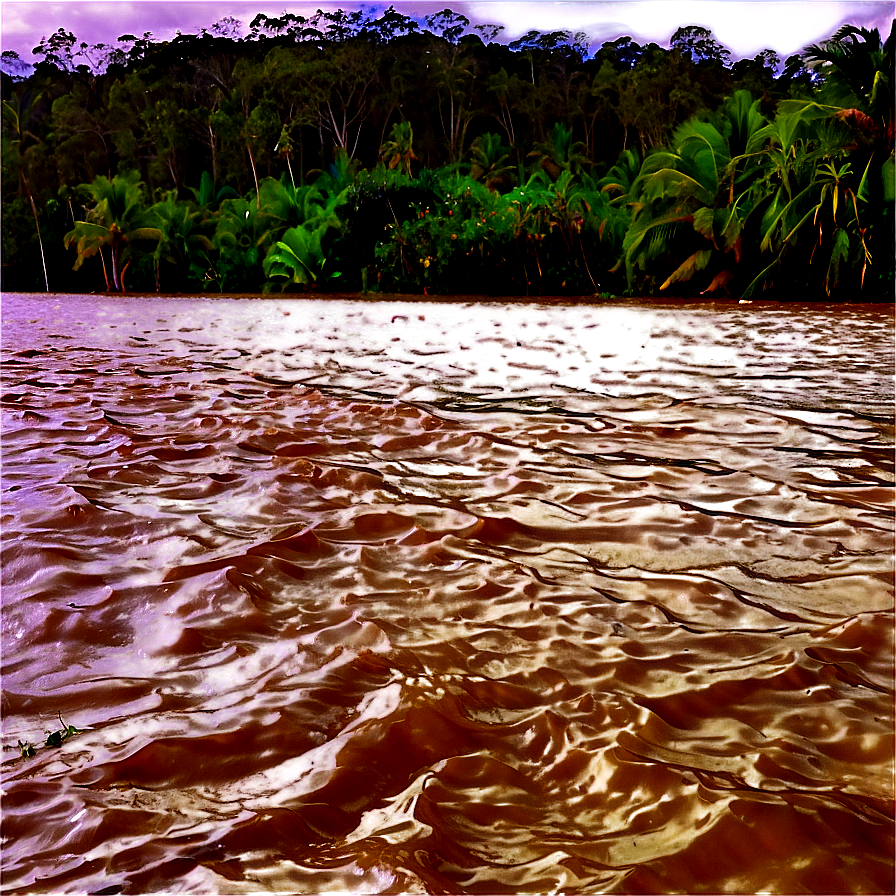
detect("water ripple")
[1,295,892,894]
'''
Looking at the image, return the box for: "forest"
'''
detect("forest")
[1,8,893,300]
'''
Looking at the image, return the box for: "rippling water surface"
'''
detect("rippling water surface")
[1,294,893,895]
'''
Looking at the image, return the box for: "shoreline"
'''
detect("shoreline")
[4,291,895,311]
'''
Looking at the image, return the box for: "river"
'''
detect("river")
[1,293,893,894]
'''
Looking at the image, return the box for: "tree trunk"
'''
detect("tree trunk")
[21,172,48,292]
[98,246,111,292]
[247,143,260,207]
[208,123,218,184]
[111,245,122,292]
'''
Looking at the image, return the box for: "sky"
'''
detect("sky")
[1,0,894,64]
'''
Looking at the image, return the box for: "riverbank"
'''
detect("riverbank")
[7,290,895,310]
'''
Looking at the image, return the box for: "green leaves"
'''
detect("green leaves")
[468,132,516,191]
[211,196,276,291]
[598,148,642,201]
[257,177,344,232]
[256,172,349,291]
[368,164,616,294]
[262,224,339,290]
[13,713,81,760]
[529,122,590,179]
[604,77,890,299]
[881,154,895,203]
[660,248,712,290]
[63,171,160,291]
[621,93,765,295]
[379,121,418,176]
[49,712,81,746]
[803,22,894,142]
[146,190,215,291]
[191,171,239,211]
[744,134,873,297]
[29,25,889,302]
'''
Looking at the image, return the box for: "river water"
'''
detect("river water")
[1,293,893,895]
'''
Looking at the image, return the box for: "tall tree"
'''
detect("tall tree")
[2,88,50,289]
[317,39,379,158]
[487,67,528,147]
[425,14,478,162]
[670,26,732,66]
[32,29,79,72]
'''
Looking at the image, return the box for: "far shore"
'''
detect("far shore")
[4,291,895,311]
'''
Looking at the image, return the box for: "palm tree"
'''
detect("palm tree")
[379,121,418,176]
[787,22,895,296]
[147,191,216,292]
[803,22,894,149]
[468,132,516,191]
[529,122,591,179]
[597,147,642,201]
[616,118,727,291]
[63,171,161,292]
[614,91,770,295]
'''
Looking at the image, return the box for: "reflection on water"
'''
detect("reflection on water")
[1,294,893,894]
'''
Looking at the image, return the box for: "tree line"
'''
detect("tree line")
[2,8,893,299]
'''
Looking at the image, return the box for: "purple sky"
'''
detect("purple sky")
[2,1,894,63]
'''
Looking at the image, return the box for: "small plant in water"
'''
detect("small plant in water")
[45,712,81,748]
[18,740,36,758]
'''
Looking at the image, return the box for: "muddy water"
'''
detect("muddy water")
[1,294,893,895]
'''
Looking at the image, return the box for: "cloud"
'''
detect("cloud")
[468,0,892,56]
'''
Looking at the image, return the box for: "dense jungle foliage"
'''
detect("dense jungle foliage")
[2,8,893,299]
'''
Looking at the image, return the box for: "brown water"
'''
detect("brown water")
[1,294,893,895]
